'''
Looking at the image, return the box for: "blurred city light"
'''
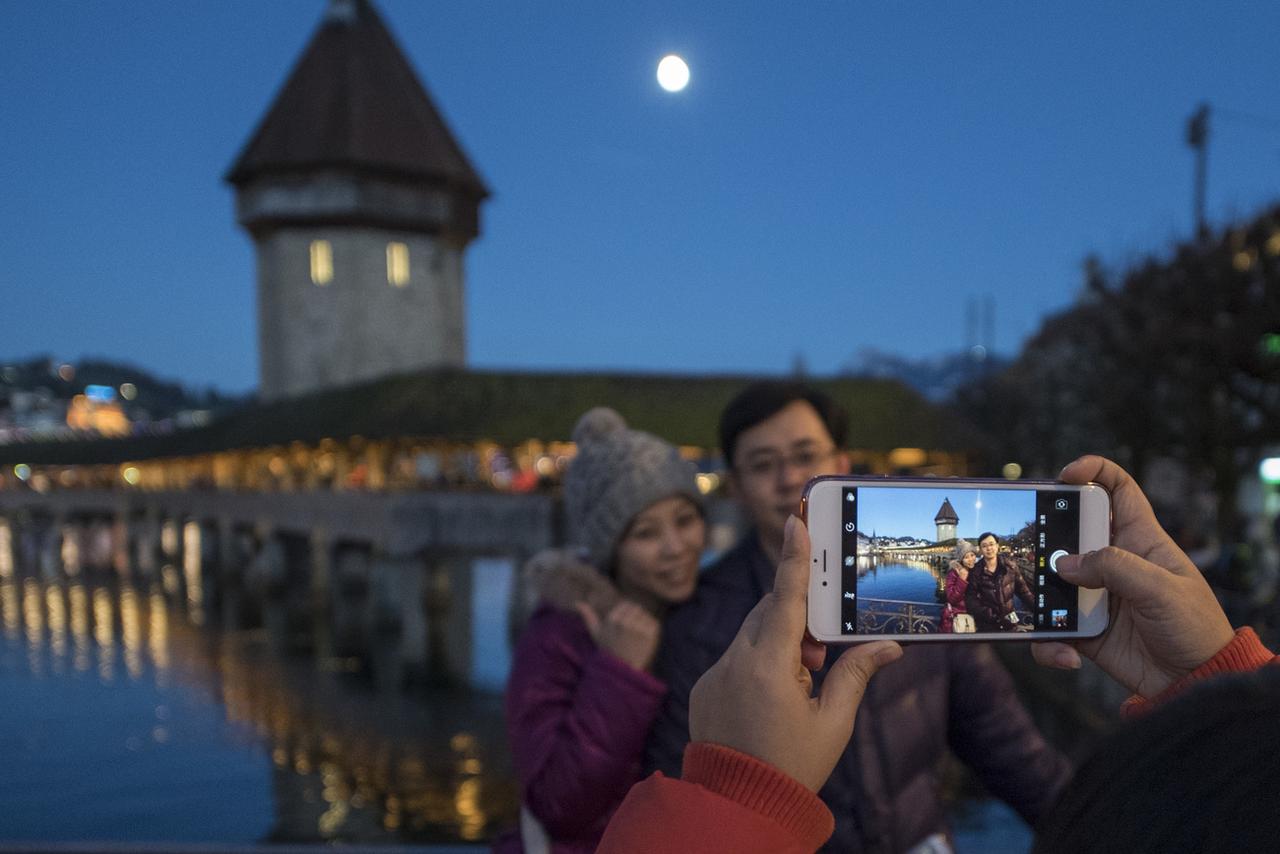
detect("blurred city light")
[1259,457,1280,484]
[1002,462,1023,480]
[888,447,927,468]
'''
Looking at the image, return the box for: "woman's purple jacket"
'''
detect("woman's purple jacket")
[499,603,667,853]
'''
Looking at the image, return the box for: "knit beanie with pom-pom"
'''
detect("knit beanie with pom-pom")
[562,407,702,570]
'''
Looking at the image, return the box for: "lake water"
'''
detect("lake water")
[856,557,945,604]
[0,573,517,845]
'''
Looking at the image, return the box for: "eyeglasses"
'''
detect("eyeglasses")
[736,447,838,481]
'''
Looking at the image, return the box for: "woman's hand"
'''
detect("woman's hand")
[577,600,662,672]
[1032,456,1235,697]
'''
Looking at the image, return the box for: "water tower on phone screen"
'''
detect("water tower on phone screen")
[934,498,958,541]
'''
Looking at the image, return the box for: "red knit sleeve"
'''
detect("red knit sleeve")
[1120,627,1278,718]
[596,743,833,854]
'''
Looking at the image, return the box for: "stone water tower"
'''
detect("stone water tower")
[934,497,958,542]
[226,0,488,401]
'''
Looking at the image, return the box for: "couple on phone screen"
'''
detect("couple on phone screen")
[944,533,1035,634]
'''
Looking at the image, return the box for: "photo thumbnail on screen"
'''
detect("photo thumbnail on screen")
[839,485,1080,636]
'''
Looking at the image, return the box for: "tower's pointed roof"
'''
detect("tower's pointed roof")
[226,0,487,196]
[934,498,959,525]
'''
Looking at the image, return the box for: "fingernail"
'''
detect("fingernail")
[1055,555,1080,576]
[1058,455,1086,478]
[873,643,902,666]
[784,514,797,544]
[1055,649,1081,669]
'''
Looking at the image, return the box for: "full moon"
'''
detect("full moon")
[656,55,690,92]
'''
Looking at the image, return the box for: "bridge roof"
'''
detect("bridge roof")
[0,369,985,466]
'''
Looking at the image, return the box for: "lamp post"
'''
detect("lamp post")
[1186,103,1210,241]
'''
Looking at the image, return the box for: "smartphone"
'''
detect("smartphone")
[803,476,1110,642]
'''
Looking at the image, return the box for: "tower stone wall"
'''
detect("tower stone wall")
[255,227,465,400]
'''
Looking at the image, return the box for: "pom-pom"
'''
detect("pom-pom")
[572,407,627,446]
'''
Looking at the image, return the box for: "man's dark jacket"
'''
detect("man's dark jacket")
[646,534,1073,854]
[965,556,1037,632]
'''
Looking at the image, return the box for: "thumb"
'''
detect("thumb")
[1056,547,1164,602]
[574,601,602,640]
[818,641,902,715]
[1031,640,1082,670]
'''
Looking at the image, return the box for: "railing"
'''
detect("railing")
[855,598,1033,634]
[856,598,942,634]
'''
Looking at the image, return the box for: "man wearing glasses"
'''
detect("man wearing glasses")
[645,381,1071,854]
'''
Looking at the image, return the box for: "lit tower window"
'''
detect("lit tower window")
[310,240,333,285]
[387,242,410,287]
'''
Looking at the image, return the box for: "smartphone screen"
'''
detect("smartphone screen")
[806,477,1109,641]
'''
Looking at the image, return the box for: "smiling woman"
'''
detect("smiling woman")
[499,407,706,853]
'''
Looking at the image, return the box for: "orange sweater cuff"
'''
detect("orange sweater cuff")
[682,742,834,850]
[1121,627,1276,718]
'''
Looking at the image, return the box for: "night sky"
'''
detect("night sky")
[856,486,1036,542]
[3,0,1278,393]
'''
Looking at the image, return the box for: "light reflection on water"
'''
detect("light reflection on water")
[857,557,946,603]
[0,572,517,845]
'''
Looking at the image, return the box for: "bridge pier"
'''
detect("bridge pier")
[363,552,424,690]
[36,512,64,580]
[277,531,317,655]
[331,543,371,657]
[432,556,475,687]
[111,508,130,575]
[134,506,160,582]
[308,526,332,659]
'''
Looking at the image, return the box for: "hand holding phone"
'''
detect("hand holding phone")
[805,475,1110,643]
[689,517,902,792]
[1031,456,1235,698]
